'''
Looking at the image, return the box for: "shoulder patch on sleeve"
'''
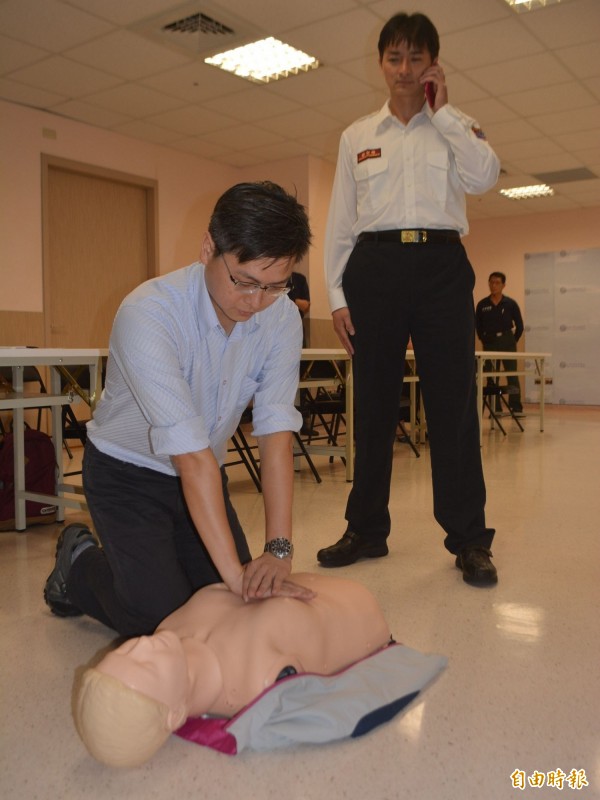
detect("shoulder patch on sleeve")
[471,126,487,141]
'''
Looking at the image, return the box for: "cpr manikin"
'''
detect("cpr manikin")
[75,573,392,767]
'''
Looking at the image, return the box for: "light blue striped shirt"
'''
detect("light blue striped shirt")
[87,262,303,475]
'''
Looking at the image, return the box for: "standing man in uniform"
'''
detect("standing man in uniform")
[317,12,501,585]
[476,272,525,415]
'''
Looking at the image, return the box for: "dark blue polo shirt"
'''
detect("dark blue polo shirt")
[475,295,524,342]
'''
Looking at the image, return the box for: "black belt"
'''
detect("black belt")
[357,229,460,245]
[484,331,513,339]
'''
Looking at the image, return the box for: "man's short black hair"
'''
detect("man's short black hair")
[378,13,440,61]
[489,271,506,284]
[209,181,312,265]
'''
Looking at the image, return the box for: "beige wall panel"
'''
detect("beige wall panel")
[0,312,45,347]
[44,160,156,348]
[307,318,339,348]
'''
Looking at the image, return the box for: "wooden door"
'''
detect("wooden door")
[42,156,157,348]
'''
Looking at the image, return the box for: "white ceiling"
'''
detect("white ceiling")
[1,0,599,220]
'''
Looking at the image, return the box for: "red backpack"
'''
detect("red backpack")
[0,428,57,530]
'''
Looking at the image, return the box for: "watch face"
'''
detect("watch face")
[265,538,293,559]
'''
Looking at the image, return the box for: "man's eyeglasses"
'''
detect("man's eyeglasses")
[221,254,292,297]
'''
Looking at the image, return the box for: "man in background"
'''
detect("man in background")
[476,272,525,416]
[288,271,311,327]
[289,271,316,436]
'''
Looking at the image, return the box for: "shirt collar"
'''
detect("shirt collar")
[377,100,434,132]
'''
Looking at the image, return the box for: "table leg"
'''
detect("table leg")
[539,357,545,432]
[50,368,66,522]
[10,366,27,531]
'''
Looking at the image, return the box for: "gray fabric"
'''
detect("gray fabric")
[227,643,447,752]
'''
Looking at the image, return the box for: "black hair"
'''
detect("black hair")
[378,13,440,61]
[208,181,312,265]
[488,271,506,283]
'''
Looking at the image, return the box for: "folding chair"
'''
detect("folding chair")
[57,357,107,471]
[398,396,420,457]
[482,385,524,435]
[292,431,322,483]
[298,359,346,467]
[226,409,263,492]
[0,365,48,433]
[226,407,322,487]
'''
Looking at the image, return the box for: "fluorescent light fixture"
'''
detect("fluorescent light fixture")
[504,0,567,12]
[205,37,319,83]
[499,184,555,200]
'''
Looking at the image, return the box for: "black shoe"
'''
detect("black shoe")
[43,523,98,616]
[455,547,497,586]
[317,530,388,568]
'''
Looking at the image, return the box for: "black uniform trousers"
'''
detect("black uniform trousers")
[66,441,251,637]
[482,331,523,411]
[343,238,494,555]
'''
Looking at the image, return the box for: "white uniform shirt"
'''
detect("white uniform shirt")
[325,102,501,312]
[87,262,303,475]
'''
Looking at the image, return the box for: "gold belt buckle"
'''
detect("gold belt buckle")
[401,230,426,243]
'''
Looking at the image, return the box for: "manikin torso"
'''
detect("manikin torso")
[96,573,391,719]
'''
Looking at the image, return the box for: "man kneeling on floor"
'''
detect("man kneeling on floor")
[44,181,314,636]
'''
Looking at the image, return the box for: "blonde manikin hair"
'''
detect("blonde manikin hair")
[75,669,175,768]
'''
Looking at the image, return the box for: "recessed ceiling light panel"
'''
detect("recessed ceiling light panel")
[205,37,320,83]
[503,0,570,12]
[500,184,555,200]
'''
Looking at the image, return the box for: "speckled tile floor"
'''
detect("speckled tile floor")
[1,405,598,800]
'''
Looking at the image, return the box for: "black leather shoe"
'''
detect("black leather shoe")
[455,547,498,586]
[44,523,99,616]
[317,530,388,568]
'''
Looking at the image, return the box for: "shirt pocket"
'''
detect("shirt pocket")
[353,157,389,215]
[426,150,449,205]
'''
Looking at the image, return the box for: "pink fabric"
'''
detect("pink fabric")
[175,716,237,755]
[173,644,447,755]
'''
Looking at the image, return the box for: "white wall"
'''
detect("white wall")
[3,97,600,355]
[0,99,238,312]
[465,207,600,344]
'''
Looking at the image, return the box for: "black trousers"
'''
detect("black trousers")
[482,332,523,411]
[343,239,494,555]
[66,441,251,637]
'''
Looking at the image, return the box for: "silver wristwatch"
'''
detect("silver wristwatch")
[264,537,294,559]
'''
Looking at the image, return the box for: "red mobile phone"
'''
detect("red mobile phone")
[425,81,436,108]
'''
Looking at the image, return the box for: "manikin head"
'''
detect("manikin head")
[74,575,392,767]
[75,630,220,768]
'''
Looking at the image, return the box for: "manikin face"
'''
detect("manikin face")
[97,630,189,722]
[380,40,434,103]
[201,233,294,334]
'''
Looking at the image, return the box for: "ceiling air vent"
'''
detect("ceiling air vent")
[532,168,597,184]
[132,3,258,57]
[162,12,233,38]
